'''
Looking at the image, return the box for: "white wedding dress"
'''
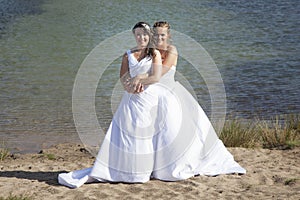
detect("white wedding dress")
[58,50,246,188]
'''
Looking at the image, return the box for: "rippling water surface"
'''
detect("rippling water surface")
[0,0,299,152]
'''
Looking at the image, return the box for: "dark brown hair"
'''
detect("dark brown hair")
[132,22,155,58]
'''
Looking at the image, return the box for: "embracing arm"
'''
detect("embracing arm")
[120,53,129,79]
[161,45,178,75]
[131,50,162,90]
[135,45,178,79]
[119,53,133,92]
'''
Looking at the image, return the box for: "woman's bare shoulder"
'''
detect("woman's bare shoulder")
[129,47,139,53]
[123,47,136,58]
[122,52,128,58]
[154,49,162,56]
[167,45,178,55]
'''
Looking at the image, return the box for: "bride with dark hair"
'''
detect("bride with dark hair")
[58,21,245,188]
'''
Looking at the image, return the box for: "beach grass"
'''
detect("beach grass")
[37,151,56,160]
[0,148,10,161]
[259,119,299,149]
[219,119,259,148]
[0,193,33,200]
[1,115,299,164]
[220,114,300,149]
[0,141,10,161]
[284,178,298,186]
[43,153,56,160]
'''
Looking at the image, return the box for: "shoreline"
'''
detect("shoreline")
[0,143,299,199]
[2,113,299,154]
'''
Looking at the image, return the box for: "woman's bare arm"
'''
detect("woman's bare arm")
[134,45,178,80]
[161,45,178,75]
[120,53,129,79]
[119,53,133,92]
[131,50,162,91]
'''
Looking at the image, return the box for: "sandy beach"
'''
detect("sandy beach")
[0,143,299,200]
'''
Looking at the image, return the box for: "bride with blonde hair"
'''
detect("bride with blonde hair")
[58,21,245,188]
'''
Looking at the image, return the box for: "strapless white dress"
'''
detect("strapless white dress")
[58,50,246,188]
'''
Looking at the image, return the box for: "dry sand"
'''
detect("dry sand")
[0,143,299,200]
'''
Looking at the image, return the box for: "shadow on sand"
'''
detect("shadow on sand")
[0,170,68,186]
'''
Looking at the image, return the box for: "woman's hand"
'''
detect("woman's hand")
[123,76,132,93]
[130,76,144,93]
[122,76,144,94]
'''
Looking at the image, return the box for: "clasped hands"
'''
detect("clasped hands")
[123,75,145,94]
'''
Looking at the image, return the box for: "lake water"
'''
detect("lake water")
[0,0,299,153]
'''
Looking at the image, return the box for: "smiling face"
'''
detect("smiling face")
[154,27,169,50]
[133,28,150,49]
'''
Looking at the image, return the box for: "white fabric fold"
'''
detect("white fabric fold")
[58,50,246,188]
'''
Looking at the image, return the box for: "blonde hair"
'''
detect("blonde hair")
[153,21,170,33]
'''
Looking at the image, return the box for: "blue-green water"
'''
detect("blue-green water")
[0,0,299,152]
